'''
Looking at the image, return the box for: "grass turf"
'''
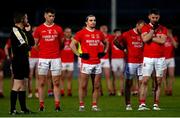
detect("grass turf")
[0,77,180,117]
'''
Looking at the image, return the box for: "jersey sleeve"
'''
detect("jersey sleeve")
[58,26,64,40]
[74,31,82,42]
[33,26,40,39]
[141,25,149,35]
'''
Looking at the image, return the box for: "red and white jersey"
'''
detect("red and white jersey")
[33,23,64,58]
[29,47,39,58]
[60,38,74,62]
[99,33,112,59]
[118,29,143,63]
[111,35,125,59]
[74,28,105,64]
[142,23,167,58]
[0,48,5,62]
[164,36,178,59]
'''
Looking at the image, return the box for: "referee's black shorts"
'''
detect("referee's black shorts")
[12,57,29,80]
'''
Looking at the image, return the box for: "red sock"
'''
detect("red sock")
[68,89,71,94]
[92,102,97,107]
[60,89,64,94]
[139,99,145,105]
[79,101,84,106]
[48,89,53,93]
[40,101,44,108]
[127,100,131,105]
[55,101,60,107]
[154,100,159,105]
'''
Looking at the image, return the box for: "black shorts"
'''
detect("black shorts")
[12,57,29,80]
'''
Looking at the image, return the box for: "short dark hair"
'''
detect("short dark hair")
[85,15,95,22]
[136,19,145,25]
[148,8,160,15]
[44,7,56,14]
[13,11,26,23]
[113,28,121,33]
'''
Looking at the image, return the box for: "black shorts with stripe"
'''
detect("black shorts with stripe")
[12,57,29,80]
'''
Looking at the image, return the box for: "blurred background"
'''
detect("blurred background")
[0,0,180,75]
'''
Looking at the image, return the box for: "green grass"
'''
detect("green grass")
[0,77,180,117]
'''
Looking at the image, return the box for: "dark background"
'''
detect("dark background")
[0,0,180,76]
[1,0,180,30]
[1,0,180,54]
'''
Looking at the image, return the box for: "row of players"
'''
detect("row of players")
[0,8,178,114]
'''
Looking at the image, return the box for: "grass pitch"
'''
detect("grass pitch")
[0,77,180,117]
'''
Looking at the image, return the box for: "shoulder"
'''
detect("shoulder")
[123,30,130,37]
[35,24,44,32]
[54,24,63,30]
[142,24,150,30]
[76,29,85,35]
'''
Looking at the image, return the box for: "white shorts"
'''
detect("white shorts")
[111,58,125,72]
[100,59,110,68]
[62,62,74,71]
[142,57,165,77]
[38,58,62,76]
[162,58,167,70]
[125,63,142,80]
[165,58,175,68]
[29,58,38,69]
[80,63,102,74]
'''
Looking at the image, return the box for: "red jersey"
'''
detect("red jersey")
[60,38,74,62]
[74,28,105,64]
[33,23,64,58]
[142,23,167,58]
[118,29,143,63]
[0,48,5,62]
[5,39,11,48]
[111,35,125,58]
[29,47,39,58]
[99,34,112,59]
[164,36,178,59]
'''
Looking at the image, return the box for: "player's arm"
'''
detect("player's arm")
[113,36,125,50]
[102,38,109,53]
[152,34,166,44]
[4,44,10,59]
[168,31,179,48]
[141,30,154,43]
[34,38,39,50]
[70,38,80,56]
[25,23,35,47]
[171,37,179,48]
[97,38,109,59]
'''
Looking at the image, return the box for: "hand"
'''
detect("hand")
[24,23,31,31]
[79,53,90,60]
[98,52,106,59]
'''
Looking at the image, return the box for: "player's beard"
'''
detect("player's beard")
[152,21,159,25]
[23,22,29,27]
[137,29,141,34]
[90,25,96,29]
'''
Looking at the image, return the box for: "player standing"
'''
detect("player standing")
[139,8,167,110]
[34,8,64,111]
[70,15,109,111]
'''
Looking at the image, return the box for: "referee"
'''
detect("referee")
[9,11,35,115]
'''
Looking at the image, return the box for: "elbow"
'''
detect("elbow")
[142,36,149,43]
[142,38,150,43]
